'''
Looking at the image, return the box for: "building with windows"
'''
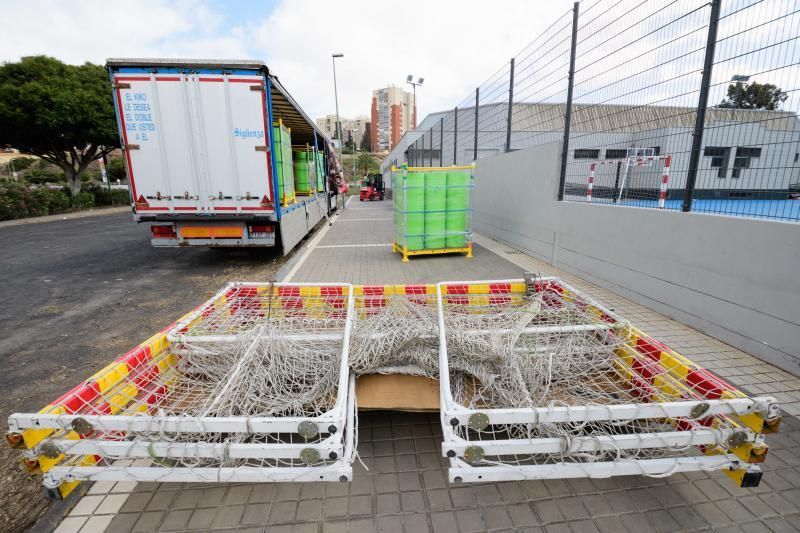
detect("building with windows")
[315,115,370,148]
[371,86,415,152]
[381,102,800,198]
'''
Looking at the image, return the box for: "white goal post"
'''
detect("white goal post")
[587,153,672,208]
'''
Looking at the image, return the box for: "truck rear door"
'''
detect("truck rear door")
[112,70,275,215]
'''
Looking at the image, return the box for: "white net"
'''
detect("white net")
[349,291,439,377]
[438,280,746,467]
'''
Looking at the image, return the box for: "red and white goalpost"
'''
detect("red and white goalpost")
[586,153,672,208]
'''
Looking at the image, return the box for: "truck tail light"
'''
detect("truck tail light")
[248,224,274,238]
[151,224,177,239]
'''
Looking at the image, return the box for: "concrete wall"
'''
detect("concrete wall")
[472,142,800,375]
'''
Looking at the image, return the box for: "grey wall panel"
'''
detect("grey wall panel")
[472,143,800,375]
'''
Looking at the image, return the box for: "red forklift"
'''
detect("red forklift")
[359,174,384,201]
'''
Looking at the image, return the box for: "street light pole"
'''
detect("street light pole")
[352,128,358,177]
[332,53,344,167]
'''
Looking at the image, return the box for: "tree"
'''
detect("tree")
[344,130,354,150]
[0,56,119,194]
[106,157,128,182]
[719,81,788,110]
[359,127,372,152]
[356,153,378,175]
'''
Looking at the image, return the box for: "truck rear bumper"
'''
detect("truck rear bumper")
[149,221,276,247]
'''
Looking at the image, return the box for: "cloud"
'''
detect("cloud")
[253,0,572,118]
[0,0,576,119]
[0,0,250,65]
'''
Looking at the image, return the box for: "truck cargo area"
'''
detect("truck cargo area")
[106,58,337,254]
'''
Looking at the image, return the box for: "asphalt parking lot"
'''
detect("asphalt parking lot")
[0,211,286,531]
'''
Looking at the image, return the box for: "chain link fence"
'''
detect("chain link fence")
[407,0,800,222]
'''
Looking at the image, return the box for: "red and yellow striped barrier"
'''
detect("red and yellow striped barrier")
[8,280,780,497]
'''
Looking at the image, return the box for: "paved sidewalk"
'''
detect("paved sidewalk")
[0,205,129,229]
[55,200,800,532]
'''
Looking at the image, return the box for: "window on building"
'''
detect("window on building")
[732,146,761,178]
[704,146,731,178]
[605,149,627,159]
[574,149,600,159]
[736,147,761,158]
[704,146,727,157]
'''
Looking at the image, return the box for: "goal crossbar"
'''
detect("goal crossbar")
[587,155,672,208]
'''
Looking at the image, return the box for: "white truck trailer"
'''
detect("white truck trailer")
[107,58,335,253]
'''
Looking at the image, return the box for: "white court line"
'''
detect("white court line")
[316,243,393,249]
[283,196,353,282]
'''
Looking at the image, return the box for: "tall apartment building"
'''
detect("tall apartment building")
[315,115,370,147]
[370,86,415,152]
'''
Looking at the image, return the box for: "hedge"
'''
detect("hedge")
[0,182,128,220]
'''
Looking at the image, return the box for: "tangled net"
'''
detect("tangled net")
[444,289,626,409]
[99,282,732,469]
[349,294,439,377]
[174,323,341,419]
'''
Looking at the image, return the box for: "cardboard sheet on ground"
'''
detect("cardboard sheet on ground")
[355,374,440,411]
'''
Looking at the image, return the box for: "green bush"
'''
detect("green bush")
[107,158,127,182]
[71,191,95,209]
[25,167,64,184]
[27,188,51,216]
[10,156,37,171]
[86,184,131,206]
[110,189,130,205]
[0,182,29,220]
[35,187,70,213]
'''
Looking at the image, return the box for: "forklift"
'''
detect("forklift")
[359,173,384,201]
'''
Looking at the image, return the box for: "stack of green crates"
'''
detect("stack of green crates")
[293,149,314,195]
[315,151,325,192]
[272,121,295,205]
[393,166,472,254]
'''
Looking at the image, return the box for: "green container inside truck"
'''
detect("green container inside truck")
[273,121,295,204]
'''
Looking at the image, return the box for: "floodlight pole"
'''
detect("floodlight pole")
[406,77,423,130]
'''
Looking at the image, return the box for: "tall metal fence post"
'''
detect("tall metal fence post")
[558,1,579,201]
[428,128,433,167]
[682,0,721,212]
[473,88,480,161]
[505,57,515,153]
[453,107,459,165]
[439,117,444,166]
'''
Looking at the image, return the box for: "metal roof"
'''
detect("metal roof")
[106,58,268,70]
[482,102,799,133]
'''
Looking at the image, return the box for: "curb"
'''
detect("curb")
[0,206,131,229]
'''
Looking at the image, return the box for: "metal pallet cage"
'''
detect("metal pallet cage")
[7,282,356,498]
[436,277,781,485]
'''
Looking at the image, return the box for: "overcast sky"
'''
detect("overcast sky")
[0,0,574,121]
